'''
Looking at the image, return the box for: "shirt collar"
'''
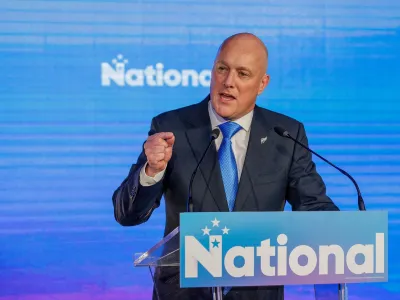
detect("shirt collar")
[208,100,253,132]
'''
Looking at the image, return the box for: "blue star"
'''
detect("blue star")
[212,239,220,248]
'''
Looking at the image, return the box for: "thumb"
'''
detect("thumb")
[165,146,173,162]
[165,134,175,147]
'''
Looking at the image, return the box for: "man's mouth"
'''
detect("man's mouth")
[219,92,236,100]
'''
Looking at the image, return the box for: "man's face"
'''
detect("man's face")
[210,38,270,120]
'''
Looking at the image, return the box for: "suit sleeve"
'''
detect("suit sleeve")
[112,117,165,226]
[286,123,339,211]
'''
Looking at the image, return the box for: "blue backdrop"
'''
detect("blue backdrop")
[0,0,399,299]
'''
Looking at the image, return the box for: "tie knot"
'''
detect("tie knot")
[218,122,242,140]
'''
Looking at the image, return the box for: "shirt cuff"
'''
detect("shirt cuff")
[139,162,166,186]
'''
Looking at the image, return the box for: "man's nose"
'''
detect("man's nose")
[223,71,235,88]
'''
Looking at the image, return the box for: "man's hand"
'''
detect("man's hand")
[144,132,175,177]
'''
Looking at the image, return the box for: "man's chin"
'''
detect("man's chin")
[216,110,234,120]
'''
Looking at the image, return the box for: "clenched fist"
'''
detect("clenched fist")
[144,132,175,177]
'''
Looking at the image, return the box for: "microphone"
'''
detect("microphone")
[187,128,221,212]
[274,126,366,211]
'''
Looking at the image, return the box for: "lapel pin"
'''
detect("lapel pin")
[261,136,268,144]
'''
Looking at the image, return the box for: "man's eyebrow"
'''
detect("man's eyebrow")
[237,66,252,73]
[215,60,227,65]
[216,60,252,73]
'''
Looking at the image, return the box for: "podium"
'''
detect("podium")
[134,211,387,299]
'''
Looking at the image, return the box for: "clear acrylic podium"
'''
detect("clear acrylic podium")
[134,226,348,300]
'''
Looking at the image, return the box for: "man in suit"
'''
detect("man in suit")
[112,33,339,300]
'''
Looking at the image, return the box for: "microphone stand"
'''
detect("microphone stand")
[286,131,365,211]
[185,129,223,300]
[187,128,220,212]
[274,126,366,211]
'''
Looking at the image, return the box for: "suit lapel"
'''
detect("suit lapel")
[183,97,229,212]
[233,106,276,211]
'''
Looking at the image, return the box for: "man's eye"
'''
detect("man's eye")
[239,71,249,77]
[218,66,227,71]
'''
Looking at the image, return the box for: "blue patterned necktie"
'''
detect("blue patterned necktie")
[218,121,242,212]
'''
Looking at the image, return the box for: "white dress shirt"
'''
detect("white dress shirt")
[139,101,253,186]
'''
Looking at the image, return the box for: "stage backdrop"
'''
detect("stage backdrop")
[1,0,399,299]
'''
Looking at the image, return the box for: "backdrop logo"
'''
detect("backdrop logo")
[101,54,211,87]
[180,212,388,288]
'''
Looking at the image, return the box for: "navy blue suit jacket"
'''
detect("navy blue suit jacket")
[112,95,339,300]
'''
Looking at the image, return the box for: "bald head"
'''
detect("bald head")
[210,32,271,120]
[216,33,269,73]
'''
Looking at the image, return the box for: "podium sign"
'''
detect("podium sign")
[179,211,388,288]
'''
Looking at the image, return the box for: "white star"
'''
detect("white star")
[202,226,211,235]
[222,226,230,234]
[211,218,220,227]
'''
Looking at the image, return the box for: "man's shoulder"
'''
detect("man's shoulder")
[256,105,302,128]
[155,102,202,120]
[152,96,208,124]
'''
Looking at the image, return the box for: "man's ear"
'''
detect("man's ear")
[258,74,270,95]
